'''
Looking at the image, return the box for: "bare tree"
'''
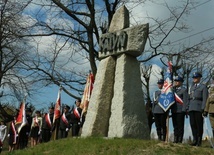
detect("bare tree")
[0,0,41,119]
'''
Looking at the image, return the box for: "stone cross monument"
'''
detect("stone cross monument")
[81,5,150,139]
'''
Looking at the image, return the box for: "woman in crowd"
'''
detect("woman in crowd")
[30,111,42,147]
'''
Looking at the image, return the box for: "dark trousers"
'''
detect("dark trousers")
[42,128,52,142]
[189,111,203,145]
[59,129,68,139]
[72,123,80,137]
[172,112,185,143]
[154,113,167,141]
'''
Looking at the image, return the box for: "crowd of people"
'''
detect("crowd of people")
[152,72,214,147]
[0,71,214,153]
[0,98,84,153]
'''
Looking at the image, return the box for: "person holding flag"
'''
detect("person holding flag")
[15,101,29,149]
[59,105,71,139]
[41,106,54,142]
[188,72,208,146]
[8,116,18,152]
[153,61,175,142]
[52,88,62,140]
[71,98,83,137]
[152,79,168,141]
[171,76,188,143]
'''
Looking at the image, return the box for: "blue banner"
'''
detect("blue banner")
[158,61,175,112]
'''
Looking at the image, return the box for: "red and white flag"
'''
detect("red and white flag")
[53,88,61,124]
[16,102,28,133]
[81,72,94,112]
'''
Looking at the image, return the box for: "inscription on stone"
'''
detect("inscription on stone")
[99,31,128,54]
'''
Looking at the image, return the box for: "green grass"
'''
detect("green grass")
[1,137,214,155]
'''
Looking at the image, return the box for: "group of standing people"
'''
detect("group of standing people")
[152,72,214,147]
[4,98,84,153]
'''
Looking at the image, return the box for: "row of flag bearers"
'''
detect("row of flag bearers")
[152,62,211,147]
[3,72,94,153]
[6,98,84,152]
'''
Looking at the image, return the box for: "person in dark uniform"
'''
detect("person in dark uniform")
[41,107,54,142]
[171,76,188,143]
[152,79,168,141]
[59,105,71,139]
[18,108,32,149]
[71,98,83,137]
[188,72,208,146]
[8,116,18,152]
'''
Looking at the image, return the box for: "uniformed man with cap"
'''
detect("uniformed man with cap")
[152,79,168,141]
[188,72,208,146]
[59,105,71,139]
[71,98,84,137]
[203,73,214,137]
[41,106,54,142]
[171,76,188,143]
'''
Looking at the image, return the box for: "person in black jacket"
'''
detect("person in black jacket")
[18,108,32,149]
[71,99,83,137]
[41,107,54,142]
[59,105,71,139]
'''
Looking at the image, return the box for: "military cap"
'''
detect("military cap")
[174,76,184,82]
[192,72,202,78]
[157,79,164,84]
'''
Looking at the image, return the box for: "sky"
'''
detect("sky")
[2,0,213,139]
[24,0,214,107]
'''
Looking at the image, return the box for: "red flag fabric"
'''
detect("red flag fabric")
[53,89,61,124]
[174,92,184,105]
[81,73,94,112]
[16,102,27,133]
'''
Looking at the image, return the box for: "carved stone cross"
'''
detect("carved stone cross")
[81,5,150,139]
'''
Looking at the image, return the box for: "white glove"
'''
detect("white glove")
[66,128,69,132]
[38,130,41,135]
[7,134,10,137]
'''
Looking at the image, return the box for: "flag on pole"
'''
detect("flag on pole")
[53,88,61,124]
[158,61,175,112]
[16,102,28,133]
[80,72,94,113]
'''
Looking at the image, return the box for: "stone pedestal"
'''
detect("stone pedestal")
[108,54,149,139]
[81,56,116,137]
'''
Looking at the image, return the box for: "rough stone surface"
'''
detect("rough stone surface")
[81,56,116,137]
[99,24,149,59]
[81,5,150,139]
[109,5,129,32]
[108,54,150,139]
